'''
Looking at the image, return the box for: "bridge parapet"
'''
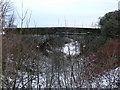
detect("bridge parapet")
[4,27,100,35]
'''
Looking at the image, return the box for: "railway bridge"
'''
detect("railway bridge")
[4,27,101,56]
[4,27,100,44]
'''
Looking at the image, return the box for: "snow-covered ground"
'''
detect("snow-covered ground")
[4,66,119,88]
[91,66,120,88]
[62,40,80,56]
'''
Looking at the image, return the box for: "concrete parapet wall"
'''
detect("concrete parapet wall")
[4,27,101,35]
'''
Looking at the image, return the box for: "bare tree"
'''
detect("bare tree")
[16,0,31,28]
[0,0,15,89]
[0,0,15,29]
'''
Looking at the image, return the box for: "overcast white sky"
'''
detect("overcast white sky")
[13,0,119,27]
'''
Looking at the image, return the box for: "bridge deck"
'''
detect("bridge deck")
[4,27,101,35]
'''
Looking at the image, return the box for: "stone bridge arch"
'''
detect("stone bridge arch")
[4,27,101,57]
